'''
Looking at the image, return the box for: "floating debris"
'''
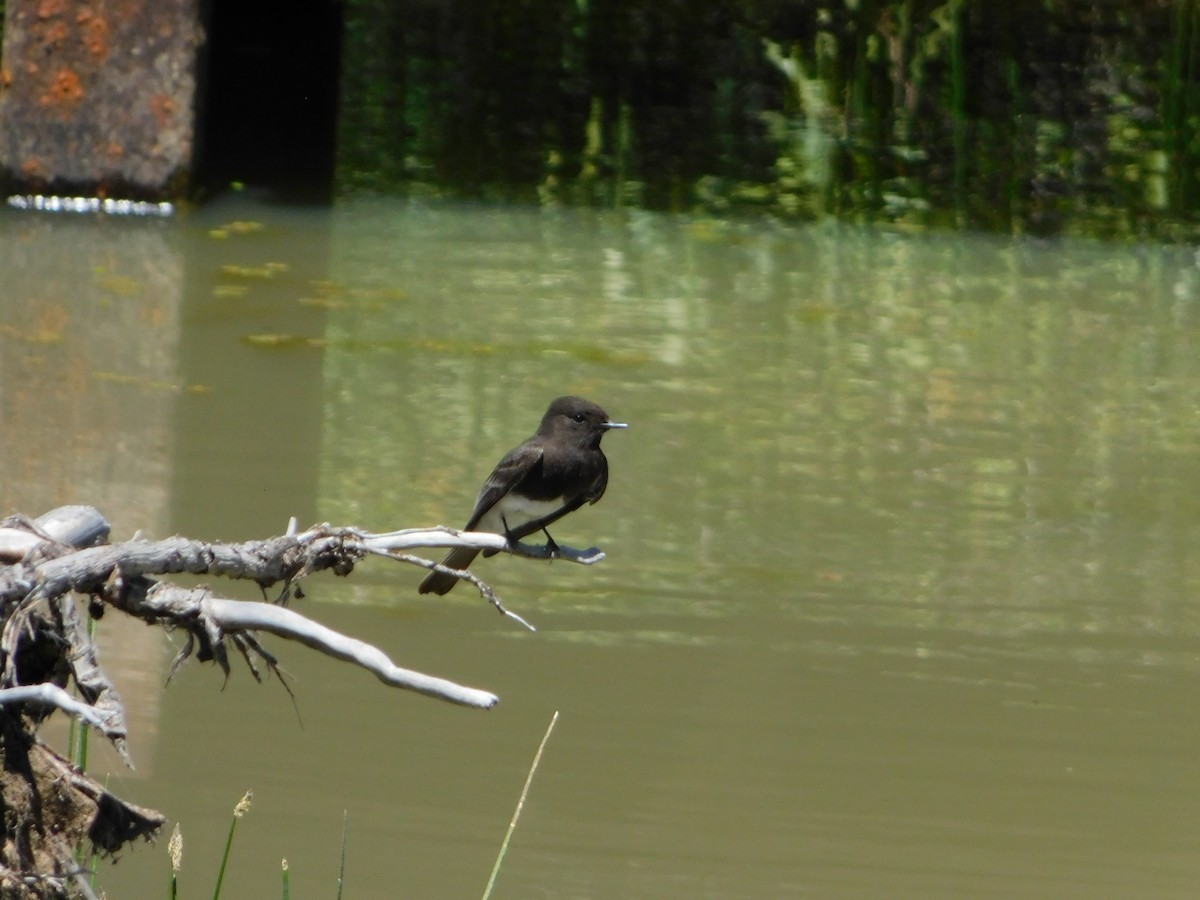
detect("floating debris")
[242,333,327,349]
[209,220,266,238]
[219,263,285,280]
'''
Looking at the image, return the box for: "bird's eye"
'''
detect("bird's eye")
[573,413,586,423]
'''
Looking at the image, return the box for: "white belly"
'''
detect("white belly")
[475,494,565,534]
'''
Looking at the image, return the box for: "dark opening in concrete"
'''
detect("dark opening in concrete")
[196,0,343,203]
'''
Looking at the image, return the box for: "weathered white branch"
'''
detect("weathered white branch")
[142,585,498,709]
[0,506,621,881]
[56,595,133,766]
[3,526,607,610]
[354,526,608,564]
[208,596,500,708]
[0,513,616,728]
[0,529,44,561]
[0,684,120,733]
[0,506,110,563]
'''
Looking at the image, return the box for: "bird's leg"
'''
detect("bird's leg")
[500,516,560,558]
[500,515,519,549]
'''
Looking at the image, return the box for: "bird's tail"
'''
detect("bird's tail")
[418,547,481,595]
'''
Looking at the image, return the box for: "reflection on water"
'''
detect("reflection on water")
[2,199,1199,897]
[323,205,1200,654]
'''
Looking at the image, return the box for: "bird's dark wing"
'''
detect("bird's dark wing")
[500,454,608,541]
[463,440,544,530]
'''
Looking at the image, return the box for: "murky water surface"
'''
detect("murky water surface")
[2,198,1199,897]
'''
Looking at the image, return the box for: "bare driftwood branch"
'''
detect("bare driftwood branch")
[0,507,614,894]
[0,506,111,564]
[139,584,498,709]
[353,525,608,564]
[0,684,119,733]
[54,595,132,766]
[0,516,613,728]
[1,525,534,714]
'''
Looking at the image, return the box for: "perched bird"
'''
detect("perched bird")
[418,396,627,595]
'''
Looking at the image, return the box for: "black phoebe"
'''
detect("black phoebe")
[418,396,627,595]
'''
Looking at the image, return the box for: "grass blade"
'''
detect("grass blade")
[336,810,348,900]
[481,710,559,900]
[168,823,183,900]
[212,790,253,900]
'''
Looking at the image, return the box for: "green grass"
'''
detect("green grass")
[211,790,254,899]
[481,710,560,900]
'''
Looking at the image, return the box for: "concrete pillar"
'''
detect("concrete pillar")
[0,0,203,200]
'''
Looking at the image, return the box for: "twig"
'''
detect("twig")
[481,710,560,900]
[384,551,537,632]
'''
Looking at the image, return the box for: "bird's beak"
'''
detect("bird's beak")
[604,420,629,430]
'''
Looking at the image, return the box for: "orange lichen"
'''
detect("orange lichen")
[149,93,175,128]
[37,0,67,19]
[40,68,84,107]
[43,19,70,46]
[84,16,110,60]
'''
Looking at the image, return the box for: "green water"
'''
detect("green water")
[1,198,1198,897]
